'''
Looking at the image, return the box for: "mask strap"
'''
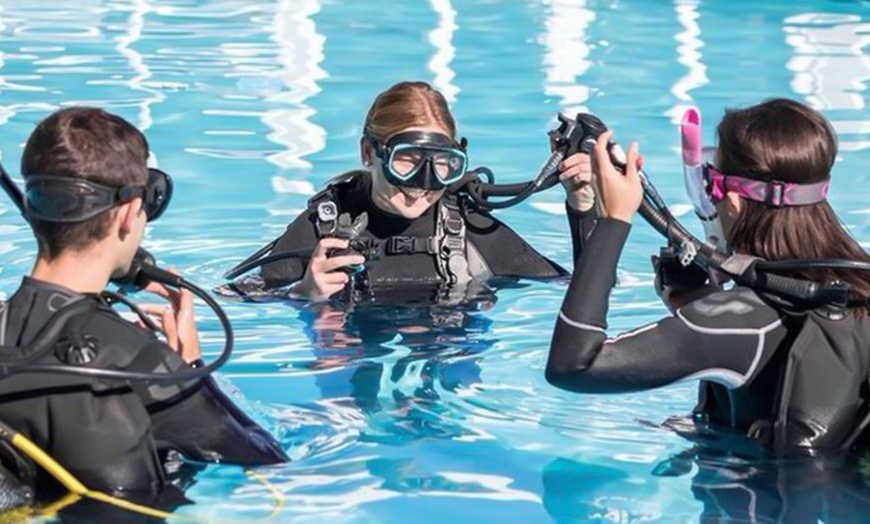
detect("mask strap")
[706,165,829,207]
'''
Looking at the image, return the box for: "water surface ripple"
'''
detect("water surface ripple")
[2,1,870,522]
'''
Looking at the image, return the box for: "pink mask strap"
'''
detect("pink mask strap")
[706,165,829,207]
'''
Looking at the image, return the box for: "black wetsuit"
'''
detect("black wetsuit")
[0,277,288,499]
[257,172,590,291]
[547,218,870,453]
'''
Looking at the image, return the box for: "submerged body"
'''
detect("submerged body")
[546,99,870,455]
[547,218,870,453]
[0,277,287,498]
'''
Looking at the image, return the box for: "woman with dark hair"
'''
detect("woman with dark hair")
[228,81,596,302]
[546,98,870,454]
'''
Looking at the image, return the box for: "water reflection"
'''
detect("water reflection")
[113,0,165,132]
[541,0,594,115]
[428,0,459,104]
[542,459,664,524]
[262,0,327,170]
[542,449,870,524]
[297,289,498,444]
[669,449,870,523]
[667,0,708,122]
[786,12,870,151]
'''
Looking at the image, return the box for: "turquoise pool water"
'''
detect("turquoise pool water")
[2,0,870,522]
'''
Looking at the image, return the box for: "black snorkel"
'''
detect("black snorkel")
[0,161,235,384]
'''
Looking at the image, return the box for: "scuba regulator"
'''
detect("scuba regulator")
[223,204,376,281]
[445,110,870,307]
[221,113,604,281]
[563,112,869,307]
[0,162,235,384]
[446,113,605,211]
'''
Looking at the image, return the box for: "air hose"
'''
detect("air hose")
[0,164,236,384]
[449,113,603,211]
[0,418,285,522]
[603,139,860,306]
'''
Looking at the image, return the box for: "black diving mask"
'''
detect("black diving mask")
[25,168,173,223]
[368,130,469,190]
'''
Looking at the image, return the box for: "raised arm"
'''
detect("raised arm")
[546,132,787,394]
[546,217,786,393]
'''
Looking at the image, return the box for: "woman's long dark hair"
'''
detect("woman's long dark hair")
[718,98,870,309]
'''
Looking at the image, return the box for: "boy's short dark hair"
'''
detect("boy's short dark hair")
[21,107,149,259]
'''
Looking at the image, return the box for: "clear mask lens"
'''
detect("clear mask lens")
[388,146,467,184]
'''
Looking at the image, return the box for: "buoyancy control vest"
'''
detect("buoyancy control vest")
[0,281,288,497]
[307,170,491,288]
[0,295,168,495]
[695,300,870,455]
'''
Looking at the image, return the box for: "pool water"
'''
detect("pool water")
[2,0,870,522]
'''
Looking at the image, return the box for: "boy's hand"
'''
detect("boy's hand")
[141,275,201,364]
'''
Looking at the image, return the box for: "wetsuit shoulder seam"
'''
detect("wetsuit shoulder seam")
[675,310,783,335]
[676,311,782,388]
[558,310,606,333]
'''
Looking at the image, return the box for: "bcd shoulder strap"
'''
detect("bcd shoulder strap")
[435,194,470,285]
[0,302,7,347]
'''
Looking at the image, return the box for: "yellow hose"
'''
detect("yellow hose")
[36,492,81,518]
[10,435,88,496]
[9,433,178,520]
[0,425,285,522]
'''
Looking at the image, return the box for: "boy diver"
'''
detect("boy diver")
[546,99,870,455]
[0,108,287,507]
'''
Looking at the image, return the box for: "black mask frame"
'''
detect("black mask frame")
[367,130,469,191]
[23,167,173,223]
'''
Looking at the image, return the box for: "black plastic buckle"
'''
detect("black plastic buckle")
[766,181,785,207]
[385,237,436,255]
[386,237,413,254]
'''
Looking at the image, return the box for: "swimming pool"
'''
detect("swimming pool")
[1,0,870,521]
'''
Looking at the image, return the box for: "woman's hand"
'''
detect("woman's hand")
[559,152,596,212]
[141,277,201,363]
[591,131,643,223]
[292,238,366,301]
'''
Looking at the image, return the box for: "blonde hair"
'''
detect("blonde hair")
[363,81,456,142]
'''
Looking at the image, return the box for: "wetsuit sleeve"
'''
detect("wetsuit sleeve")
[546,218,788,394]
[566,202,598,266]
[465,207,569,279]
[259,210,320,289]
[129,339,288,465]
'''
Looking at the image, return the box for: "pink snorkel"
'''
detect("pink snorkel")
[680,107,829,244]
[681,108,725,248]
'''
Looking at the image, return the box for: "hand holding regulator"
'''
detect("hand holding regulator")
[569,111,866,307]
[0,161,234,383]
[224,110,870,306]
